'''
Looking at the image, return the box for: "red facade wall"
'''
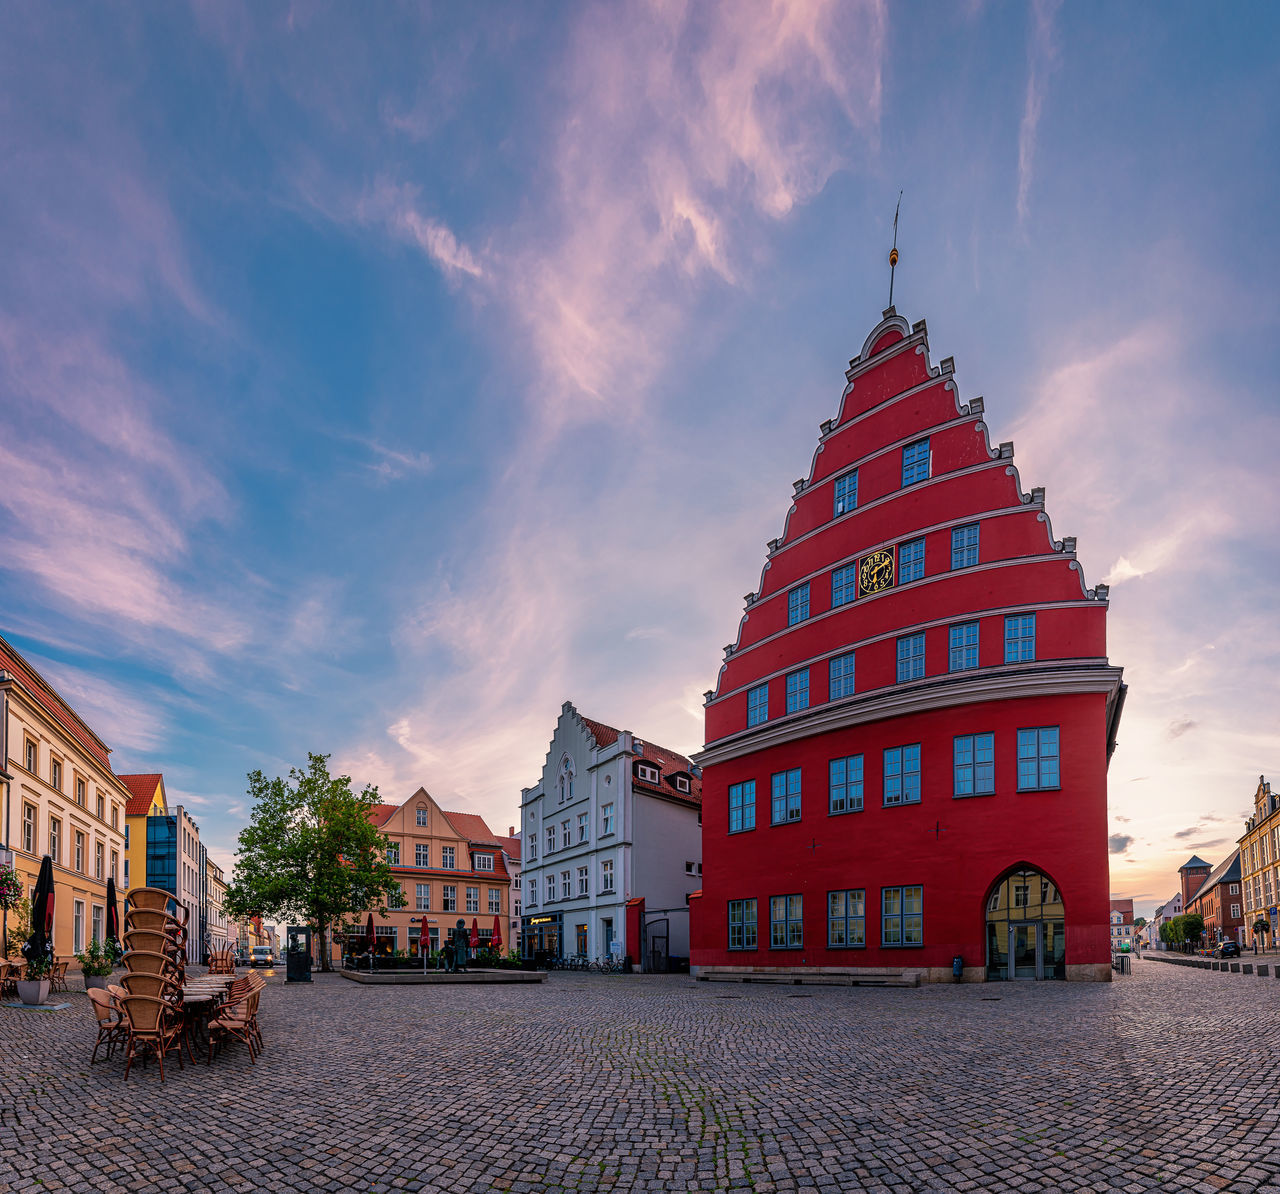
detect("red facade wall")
[693,312,1123,982]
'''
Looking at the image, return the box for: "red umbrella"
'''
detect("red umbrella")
[469,918,480,949]
[365,912,376,953]
[490,915,503,949]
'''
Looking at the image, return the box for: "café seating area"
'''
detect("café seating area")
[88,887,266,1080]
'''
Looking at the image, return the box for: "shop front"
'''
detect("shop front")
[523,912,562,964]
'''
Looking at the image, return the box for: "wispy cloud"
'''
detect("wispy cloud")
[503,0,887,420]
[355,438,434,482]
[357,179,485,280]
[1109,834,1133,854]
[1016,0,1062,228]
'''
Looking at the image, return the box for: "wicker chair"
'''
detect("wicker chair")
[124,887,178,914]
[1,961,20,998]
[207,985,261,1064]
[118,994,186,1081]
[121,949,184,986]
[87,988,127,1063]
[124,908,184,934]
[123,929,183,957]
[50,960,70,993]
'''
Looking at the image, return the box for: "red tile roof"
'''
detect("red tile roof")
[443,811,500,846]
[119,773,164,817]
[498,835,521,862]
[0,633,114,768]
[580,716,620,748]
[577,708,702,808]
[368,804,398,827]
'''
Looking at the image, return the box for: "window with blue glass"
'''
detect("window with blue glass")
[1005,614,1036,662]
[829,755,864,814]
[883,744,921,806]
[747,684,768,727]
[771,768,802,824]
[901,438,930,486]
[954,734,995,797]
[145,816,178,897]
[728,781,756,833]
[831,563,858,608]
[1017,727,1060,790]
[948,622,979,671]
[899,536,925,583]
[785,669,810,714]
[951,523,979,569]
[833,470,858,516]
[787,583,810,626]
[896,633,925,682]
[828,650,855,700]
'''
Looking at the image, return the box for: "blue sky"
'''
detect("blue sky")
[1,2,1277,917]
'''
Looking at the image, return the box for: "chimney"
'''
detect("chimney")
[508,826,515,837]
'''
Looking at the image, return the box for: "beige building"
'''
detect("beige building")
[1239,775,1279,948]
[207,856,229,954]
[359,788,514,960]
[0,634,129,965]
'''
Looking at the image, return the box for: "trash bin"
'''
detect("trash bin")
[286,926,313,983]
[952,955,963,982]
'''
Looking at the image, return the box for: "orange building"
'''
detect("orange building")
[360,788,514,959]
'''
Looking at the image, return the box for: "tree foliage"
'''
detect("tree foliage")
[1133,916,1147,930]
[224,754,397,970]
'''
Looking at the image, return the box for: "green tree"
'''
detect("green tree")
[224,754,398,971]
[1175,912,1205,951]
[1133,916,1147,930]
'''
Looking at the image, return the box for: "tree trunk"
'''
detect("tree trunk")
[318,914,332,971]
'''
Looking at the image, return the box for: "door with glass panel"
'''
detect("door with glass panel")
[986,868,1066,980]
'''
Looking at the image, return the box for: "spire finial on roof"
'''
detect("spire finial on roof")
[888,190,903,308]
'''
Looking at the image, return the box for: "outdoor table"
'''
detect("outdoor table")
[182,979,234,1052]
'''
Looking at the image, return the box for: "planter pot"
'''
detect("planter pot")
[84,974,111,991]
[16,979,51,1006]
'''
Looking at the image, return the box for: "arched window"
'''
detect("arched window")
[559,756,574,804]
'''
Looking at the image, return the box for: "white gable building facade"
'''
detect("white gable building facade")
[520,702,703,970]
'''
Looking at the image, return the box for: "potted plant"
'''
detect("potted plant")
[0,864,22,912]
[17,942,55,1006]
[76,938,115,990]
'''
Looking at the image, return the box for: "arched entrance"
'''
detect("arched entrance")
[985,867,1066,980]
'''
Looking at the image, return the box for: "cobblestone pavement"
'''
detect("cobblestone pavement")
[2,958,1279,1194]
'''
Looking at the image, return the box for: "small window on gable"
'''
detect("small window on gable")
[674,775,690,794]
[636,763,660,784]
[415,806,428,827]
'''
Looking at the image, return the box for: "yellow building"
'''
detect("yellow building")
[119,772,167,894]
[0,634,130,965]
[1238,775,1279,948]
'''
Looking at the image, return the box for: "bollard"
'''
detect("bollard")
[1243,964,1254,975]
[1259,965,1270,977]
[1230,962,1241,973]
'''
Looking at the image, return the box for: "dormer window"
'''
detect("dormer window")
[636,763,660,784]
[474,853,494,872]
[674,775,690,794]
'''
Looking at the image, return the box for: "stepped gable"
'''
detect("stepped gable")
[705,307,1114,749]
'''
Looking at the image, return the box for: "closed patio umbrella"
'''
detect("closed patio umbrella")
[365,912,376,953]
[105,876,120,944]
[490,915,503,949]
[469,918,480,950]
[24,855,55,968]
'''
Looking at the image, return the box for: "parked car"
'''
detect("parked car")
[1214,941,1240,959]
[251,945,275,967]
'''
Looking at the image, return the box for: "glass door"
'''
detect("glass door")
[1009,922,1041,979]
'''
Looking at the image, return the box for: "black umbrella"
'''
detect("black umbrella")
[23,855,54,969]
[105,876,120,954]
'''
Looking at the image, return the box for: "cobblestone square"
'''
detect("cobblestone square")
[2,960,1278,1193]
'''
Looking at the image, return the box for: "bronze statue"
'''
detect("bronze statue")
[452,919,470,972]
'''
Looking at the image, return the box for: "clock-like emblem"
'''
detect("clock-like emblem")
[858,549,895,597]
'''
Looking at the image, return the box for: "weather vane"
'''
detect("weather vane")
[888,190,902,308]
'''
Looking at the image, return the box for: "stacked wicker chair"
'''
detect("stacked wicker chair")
[116,887,191,1081]
[208,970,266,1063]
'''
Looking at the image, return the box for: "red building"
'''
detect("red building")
[690,307,1125,983]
